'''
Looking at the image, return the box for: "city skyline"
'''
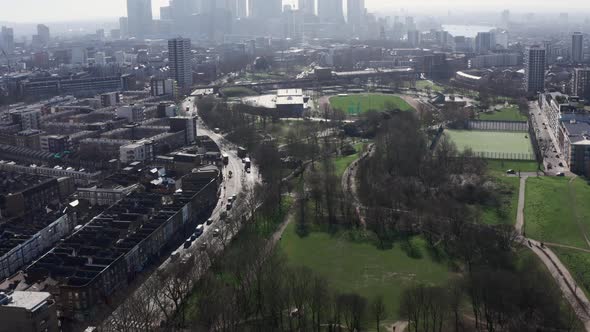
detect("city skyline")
[3,0,590,23]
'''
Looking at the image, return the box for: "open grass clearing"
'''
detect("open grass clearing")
[486,159,539,174]
[478,105,527,122]
[525,177,590,249]
[279,223,453,322]
[479,175,520,226]
[329,93,414,115]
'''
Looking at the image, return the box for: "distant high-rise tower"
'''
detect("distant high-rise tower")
[572,32,584,64]
[524,46,546,94]
[475,32,494,54]
[236,0,248,18]
[1,26,14,52]
[249,0,282,19]
[126,0,153,38]
[573,68,590,99]
[168,38,193,90]
[347,0,365,33]
[299,0,316,16]
[318,0,344,23]
[37,24,50,44]
[407,30,421,47]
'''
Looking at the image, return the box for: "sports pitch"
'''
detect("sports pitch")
[329,94,414,115]
[445,130,534,156]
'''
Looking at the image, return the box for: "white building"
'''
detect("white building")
[168,38,193,90]
[120,140,154,163]
[116,105,146,123]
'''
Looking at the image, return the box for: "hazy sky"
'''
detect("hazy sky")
[0,0,588,23]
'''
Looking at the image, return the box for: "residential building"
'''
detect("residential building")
[116,105,146,123]
[150,78,177,97]
[170,116,198,145]
[524,46,546,94]
[168,38,193,90]
[560,121,590,175]
[347,0,365,34]
[100,92,120,107]
[40,135,72,153]
[475,32,494,54]
[573,68,590,99]
[299,0,315,16]
[1,27,14,52]
[407,30,421,47]
[0,292,58,332]
[469,53,521,68]
[120,140,154,163]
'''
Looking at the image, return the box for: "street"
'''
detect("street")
[99,93,259,330]
[529,101,569,175]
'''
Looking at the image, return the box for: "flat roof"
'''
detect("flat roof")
[276,96,304,105]
[3,291,50,311]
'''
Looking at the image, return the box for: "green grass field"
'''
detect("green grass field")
[220,86,259,97]
[279,223,452,321]
[415,80,444,92]
[329,94,414,115]
[478,106,527,122]
[480,176,520,225]
[486,159,539,173]
[332,142,368,178]
[554,248,590,298]
[525,177,590,248]
[445,130,534,158]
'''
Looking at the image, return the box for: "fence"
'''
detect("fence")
[471,151,536,161]
[467,120,529,132]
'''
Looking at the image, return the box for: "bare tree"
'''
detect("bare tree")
[370,295,387,332]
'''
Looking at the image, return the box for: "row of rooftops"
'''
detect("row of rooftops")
[0,211,66,258]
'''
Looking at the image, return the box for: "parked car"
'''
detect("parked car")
[556,172,565,177]
[506,169,516,175]
[184,239,192,249]
[213,228,220,237]
[206,218,214,225]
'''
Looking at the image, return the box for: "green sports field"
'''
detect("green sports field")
[445,130,534,159]
[329,94,414,115]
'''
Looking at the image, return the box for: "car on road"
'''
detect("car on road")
[506,169,516,175]
[214,128,221,133]
[226,202,232,211]
[213,228,220,237]
[195,224,204,235]
[556,172,565,177]
[199,242,208,251]
[184,238,192,249]
[206,218,213,225]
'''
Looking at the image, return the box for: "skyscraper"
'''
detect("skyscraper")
[299,0,316,16]
[1,26,14,52]
[475,32,494,54]
[573,68,590,99]
[168,38,193,90]
[572,32,584,64]
[407,30,421,47]
[524,46,546,94]
[126,0,153,38]
[249,0,282,19]
[347,0,365,33]
[318,0,344,23]
[236,0,248,18]
[37,24,50,44]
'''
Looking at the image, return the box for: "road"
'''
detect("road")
[99,92,259,330]
[529,101,569,175]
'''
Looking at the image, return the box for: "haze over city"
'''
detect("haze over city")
[4,0,590,332]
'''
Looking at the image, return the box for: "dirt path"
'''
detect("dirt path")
[515,176,528,235]
[546,242,590,254]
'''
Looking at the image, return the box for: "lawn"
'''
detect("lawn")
[486,159,539,174]
[445,130,534,159]
[220,86,259,97]
[332,142,368,178]
[279,223,453,321]
[329,94,414,115]
[480,176,520,225]
[478,106,527,122]
[415,80,444,92]
[554,248,590,298]
[525,177,590,249]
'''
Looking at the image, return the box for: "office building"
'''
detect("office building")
[126,0,153,38]
[524,46,546,94]
[572,32,584,63]
[407,30,421,47]
[236,0,248,18]
[573,68,590,99]
[36,24,50,45]
[249,0,282,19]
[299,0,315,16]
[168,38,193,90]
[475,32,494,54]
[318,0,344,23]
[119,17,129,37]
[0,292,59,332]
[347,0,365,33]
[71,47,87,65]
[1,26,14,52]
